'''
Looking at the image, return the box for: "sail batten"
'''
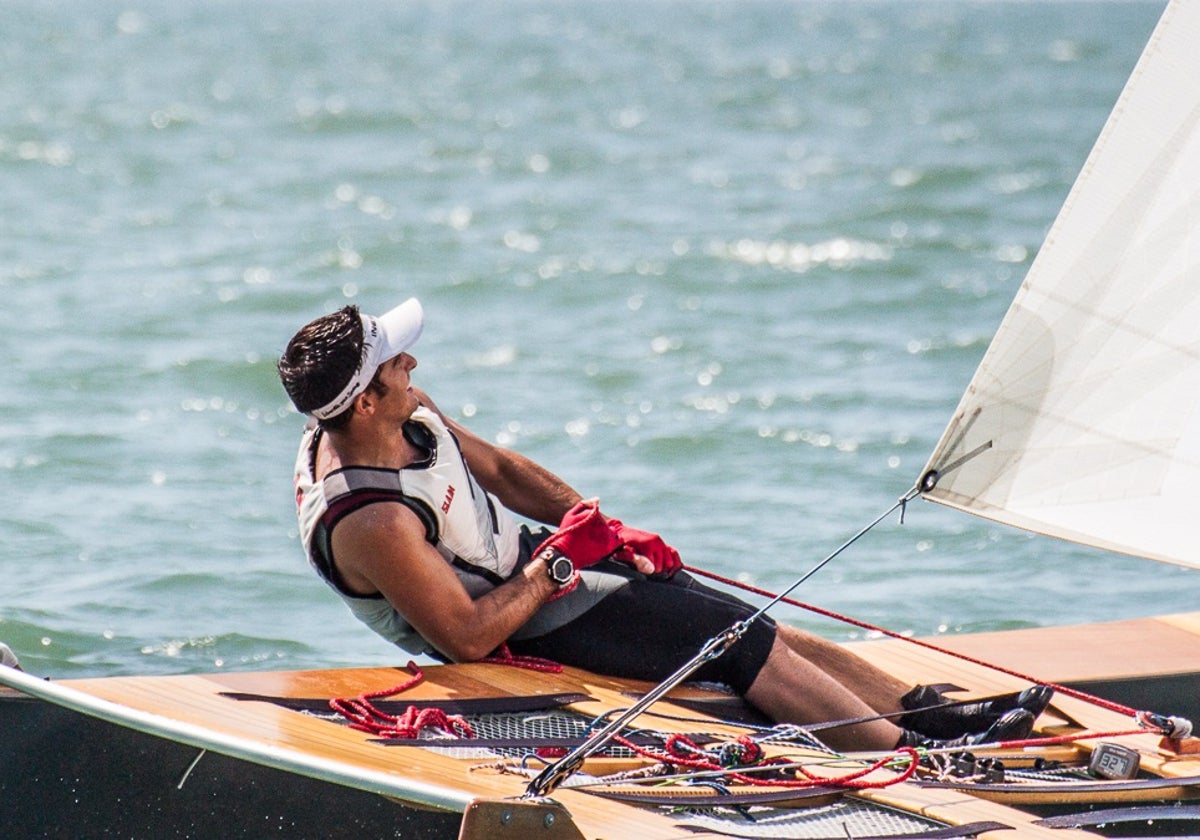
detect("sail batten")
[921,0,1200,571]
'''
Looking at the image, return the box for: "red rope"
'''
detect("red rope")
[328,646,565,738]
[478,643,564,673]
[611,733,920,790]
[683,564,1148,721]
[792,746,922,790]
[327,647,563,740]
[329,661,475,739]
[985,729,1150,751]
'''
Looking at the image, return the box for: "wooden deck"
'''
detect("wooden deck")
[855,612,1200,686]
[5,611,1198,838]
[849,611,1200,784]
[51,662,1083,839]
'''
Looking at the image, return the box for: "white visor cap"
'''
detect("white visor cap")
[309,297,424,420]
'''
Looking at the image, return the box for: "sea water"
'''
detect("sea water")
[2,0,1190,679]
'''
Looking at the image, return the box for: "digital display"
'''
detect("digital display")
[1089,743,1140,780]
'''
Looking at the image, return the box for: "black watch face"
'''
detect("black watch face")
[550,555,574,584]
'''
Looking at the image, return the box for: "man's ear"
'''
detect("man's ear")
[353,389,377,416]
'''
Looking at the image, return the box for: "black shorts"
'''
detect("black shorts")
[508,571,777,696]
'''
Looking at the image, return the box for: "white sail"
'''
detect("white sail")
[920,0,1200,571]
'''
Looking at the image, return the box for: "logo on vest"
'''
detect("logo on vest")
[441,485,456,513]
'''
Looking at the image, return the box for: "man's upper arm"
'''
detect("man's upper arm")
[332,501,479,657]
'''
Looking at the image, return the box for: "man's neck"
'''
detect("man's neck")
[319,421,421,476]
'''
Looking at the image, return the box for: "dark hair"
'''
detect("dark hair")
[278,305,385,430]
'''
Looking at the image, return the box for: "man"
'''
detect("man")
[278,297,1049,752]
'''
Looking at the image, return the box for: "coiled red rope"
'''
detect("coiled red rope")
[328,661,476,739]
[329,647,565,739]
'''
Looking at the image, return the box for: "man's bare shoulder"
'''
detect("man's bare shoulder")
[331,500,430,594]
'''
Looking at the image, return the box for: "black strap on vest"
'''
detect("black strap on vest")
[313,468,440,597]
[322,467,440,541]
[315,467,508,593]
[311,416,509,593]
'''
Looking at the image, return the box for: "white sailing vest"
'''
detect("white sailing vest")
[294,407,522,655]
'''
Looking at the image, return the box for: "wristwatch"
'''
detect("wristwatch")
[539,548,575,588]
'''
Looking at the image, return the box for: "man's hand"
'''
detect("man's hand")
[535,498,624,571]
[607,519,682,580]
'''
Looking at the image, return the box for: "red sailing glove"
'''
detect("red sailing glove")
[606,517,683,580]
[534,499,625,597]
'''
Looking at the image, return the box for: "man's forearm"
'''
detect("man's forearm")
[486,449,583,525]
[438,551,559,662]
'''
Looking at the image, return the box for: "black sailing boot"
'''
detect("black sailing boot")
[898,708,1036,751]
[899,684,1054,740]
